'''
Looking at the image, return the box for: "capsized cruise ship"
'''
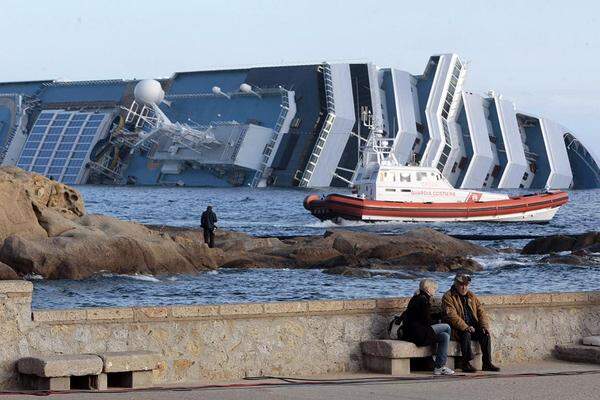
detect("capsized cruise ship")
[0,54,598,189]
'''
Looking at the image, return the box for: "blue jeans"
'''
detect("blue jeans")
[431,323,451,368]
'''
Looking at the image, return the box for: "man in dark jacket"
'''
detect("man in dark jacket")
[200,205,218,248]
[442,273,500,372]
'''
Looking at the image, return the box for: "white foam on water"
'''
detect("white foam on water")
[473,256,529,269]
[25,274,44,280]
[114,274,161,282]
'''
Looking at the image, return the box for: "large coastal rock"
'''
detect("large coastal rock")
[0,169,221,279]
[522,232,600,254]
[145,226,490,274]
[207,227,491,273]
[0,214,221,279]
[0,167,85,243]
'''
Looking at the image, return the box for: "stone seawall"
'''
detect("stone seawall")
[1,281,599,388]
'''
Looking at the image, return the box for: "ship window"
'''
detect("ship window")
[79,136,94,144]
[17,157,33,166]
[29,133,44,141]
[35,158,50,166]
[37,114,53,121]
[88,114,105,122]
[24,142,40,150]
[52,120,67,127]
[21,149,36,157]
[62,135,77,143]
[64,128,79,136]
[84,121,101,128]
[385,188,396,192]
[54,113,70,121]
[66,166,81,175]
[62,175,77,184]
[38,150,53,158]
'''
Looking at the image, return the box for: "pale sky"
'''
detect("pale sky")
[1,0,598,154]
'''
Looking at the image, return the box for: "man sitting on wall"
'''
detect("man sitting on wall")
[442,273,501,372]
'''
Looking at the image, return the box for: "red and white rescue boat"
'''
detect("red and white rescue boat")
[304,190,568,223]
[304,132,568,223]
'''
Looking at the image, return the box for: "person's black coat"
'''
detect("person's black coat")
[402,290,439,346]
[200,209,217,230]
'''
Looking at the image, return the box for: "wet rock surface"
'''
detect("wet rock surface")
[522,232,600,254]
[0,262,18,280]
[539,252,599,266]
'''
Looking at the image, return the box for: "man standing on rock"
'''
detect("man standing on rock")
[200,205,218,248]
[442,273,501,373]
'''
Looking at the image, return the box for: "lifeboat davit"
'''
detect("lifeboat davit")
[304,190,568,223]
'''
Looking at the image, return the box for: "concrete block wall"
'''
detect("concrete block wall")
[0,281,598,388]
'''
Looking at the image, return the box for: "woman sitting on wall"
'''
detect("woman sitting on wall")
[403,278,455,375]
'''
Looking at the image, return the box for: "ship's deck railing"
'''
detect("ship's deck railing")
[166,87,287,100]
[250,90,292,187]
[88,159,125,183]
[299,64,336,187]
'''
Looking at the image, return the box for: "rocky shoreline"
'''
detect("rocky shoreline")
[0,167,597,280]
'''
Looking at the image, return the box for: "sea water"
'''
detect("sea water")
[31,187,600,309]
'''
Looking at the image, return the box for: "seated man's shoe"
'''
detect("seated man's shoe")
[462,362,477,373]
[433,366,455,376]
[482,363,501,372]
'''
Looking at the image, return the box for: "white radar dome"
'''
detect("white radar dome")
[134,79,165,105]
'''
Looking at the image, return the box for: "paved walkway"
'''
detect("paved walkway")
[4,361,600,400]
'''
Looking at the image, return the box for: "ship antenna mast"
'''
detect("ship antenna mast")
[359,107,397,166]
